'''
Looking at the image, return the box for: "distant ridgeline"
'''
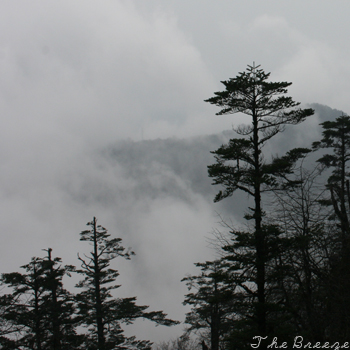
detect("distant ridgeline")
[103,103,343,219]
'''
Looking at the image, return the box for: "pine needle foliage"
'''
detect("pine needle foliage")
[75,217,178,350]
[205,64,314,342]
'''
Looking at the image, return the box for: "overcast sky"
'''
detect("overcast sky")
[1,0,350,344]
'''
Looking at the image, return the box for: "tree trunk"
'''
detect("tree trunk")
[253,103,266,339]
[92,217,105,350]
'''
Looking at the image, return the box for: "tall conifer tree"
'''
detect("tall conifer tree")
[75,217,178,350]
[0,250,81,349]
[313,114,350,240]
[205,64,314,343]
[182,260,236,350]
[312,114,350,341]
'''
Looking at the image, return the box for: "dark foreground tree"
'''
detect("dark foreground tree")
[40,249,84,349]
[312,114,350,341]
[75,217,178,350]
[182,260,236,350]
[0,250,82,349]
[271,160,331,341]
[313,114,350,240]
[205,64,314,345]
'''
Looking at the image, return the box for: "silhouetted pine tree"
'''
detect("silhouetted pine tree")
[205,64,314,347]
[313,114,350,341]
[75,217,178,350]
[182,259,236,350]
[0,250,82,349]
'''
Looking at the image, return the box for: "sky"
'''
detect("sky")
[1,0,350,344]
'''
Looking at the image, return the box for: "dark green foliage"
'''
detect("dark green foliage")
[205,64,313,127]
[206,64,314,202]
[205,64,314,342]
[313,115,350,237]
[182,260,237,350]
[312,115,350,341]
[0,250,82,350]
[40,249,84,350]
[269,164,331,342]
[0,218,178,350]
[75,217,178,350]
[184,156,336,348]
[221,225,299,349]
[209,139,311,202]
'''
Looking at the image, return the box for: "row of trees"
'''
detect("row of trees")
[0,217,178,349]
[180,65,350,349]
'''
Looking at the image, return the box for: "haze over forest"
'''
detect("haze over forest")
[2,1,350,347]
[1,101,346,345]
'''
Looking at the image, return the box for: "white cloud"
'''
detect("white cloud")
[220,13,350,115]
[273,34,350,113]
[0,1,214,150]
